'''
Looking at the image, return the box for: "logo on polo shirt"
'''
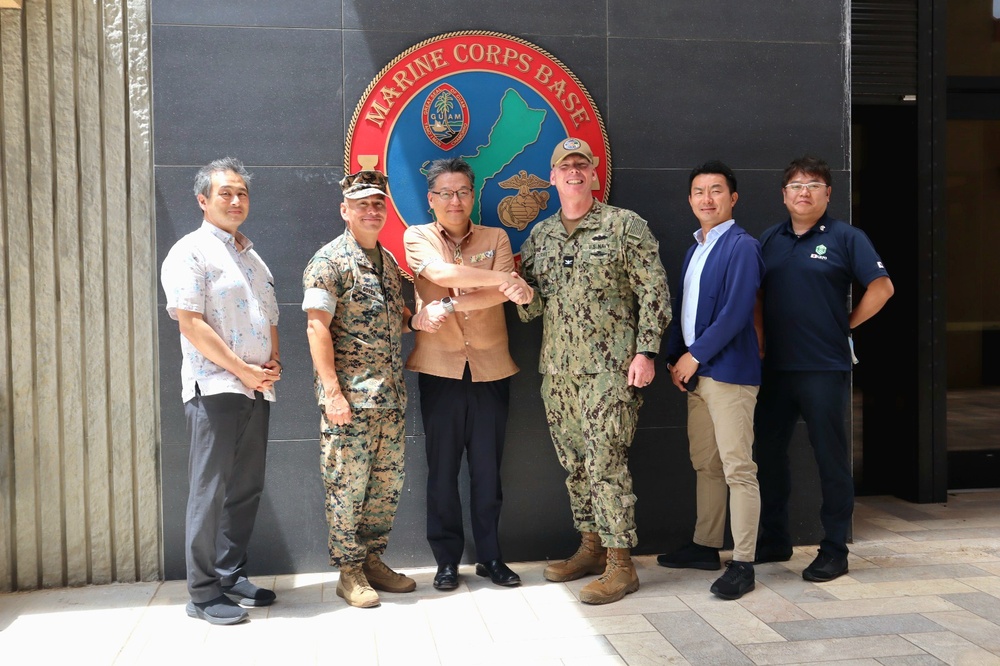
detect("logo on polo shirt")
[810,243,829,261]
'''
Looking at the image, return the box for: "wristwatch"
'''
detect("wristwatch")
[441,296,456,314]
[638,351,657,359]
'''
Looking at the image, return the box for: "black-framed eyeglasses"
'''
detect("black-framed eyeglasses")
[430,189,473,201]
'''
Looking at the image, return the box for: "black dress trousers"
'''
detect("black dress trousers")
[419,364,510,565]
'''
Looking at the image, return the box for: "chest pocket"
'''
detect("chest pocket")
[580,238,623,290]
[532,247,560,297]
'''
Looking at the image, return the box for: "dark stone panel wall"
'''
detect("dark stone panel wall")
[152,0,849,579]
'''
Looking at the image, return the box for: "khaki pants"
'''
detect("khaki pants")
[687,376,760,563]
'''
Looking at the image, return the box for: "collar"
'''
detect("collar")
[693,219,735,245]
[433,220,474,247]
[780,212,832,238]
[552,199,602,235]
[201,220,252,252]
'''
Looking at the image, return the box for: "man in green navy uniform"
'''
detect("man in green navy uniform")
[518,138,671,605]
[303,170,448,608]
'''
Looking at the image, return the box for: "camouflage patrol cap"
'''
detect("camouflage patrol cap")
[341,170,389,199]
[550,137,601,168]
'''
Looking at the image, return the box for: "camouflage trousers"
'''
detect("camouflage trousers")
[320,408,405,566]
[541,372,642,549]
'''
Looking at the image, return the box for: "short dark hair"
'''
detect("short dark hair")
[425,157,475,190]
[689,160,737,194]
[783,156,831,187]
[193,157,252,197]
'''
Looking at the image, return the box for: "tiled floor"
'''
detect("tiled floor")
[3,493,1000,665]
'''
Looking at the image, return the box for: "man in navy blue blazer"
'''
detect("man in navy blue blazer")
[657,161,764,601]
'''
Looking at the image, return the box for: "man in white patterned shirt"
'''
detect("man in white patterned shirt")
[161,157,281,626]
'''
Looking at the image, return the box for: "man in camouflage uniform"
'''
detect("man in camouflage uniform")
[303,170,448,608]
[518,138,671,605]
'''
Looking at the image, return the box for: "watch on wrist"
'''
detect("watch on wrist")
[441,296,456,314]
[639,351,657,359]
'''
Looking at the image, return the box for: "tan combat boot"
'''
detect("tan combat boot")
[336,563,380,608]
[363,552,416,593]
[578,547,639,605]
[543,531,607,582]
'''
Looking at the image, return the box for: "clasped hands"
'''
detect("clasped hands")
[239,359,282,393]
[498,272,533,305]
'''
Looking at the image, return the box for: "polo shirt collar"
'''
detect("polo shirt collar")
[780,212,832,238]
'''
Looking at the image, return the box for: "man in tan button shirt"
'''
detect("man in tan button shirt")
[404,158,533,590]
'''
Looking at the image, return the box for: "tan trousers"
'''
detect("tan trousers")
[687,376,760,563]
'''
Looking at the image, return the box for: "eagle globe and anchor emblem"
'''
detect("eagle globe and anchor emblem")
[346,31,611,274]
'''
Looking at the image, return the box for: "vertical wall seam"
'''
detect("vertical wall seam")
[22,0,42,591]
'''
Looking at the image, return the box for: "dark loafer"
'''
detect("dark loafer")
[433,563,459,590]
[475,559,521,587]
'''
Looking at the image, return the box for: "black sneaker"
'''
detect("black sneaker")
[753,544,793,564]
[710,560,755,600]
[656,542,721,571]
[802,551,849,582]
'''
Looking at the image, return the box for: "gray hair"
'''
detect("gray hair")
[193,157,253,197]
[425,157,475,190]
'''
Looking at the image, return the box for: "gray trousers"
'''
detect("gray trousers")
[184,389,270,602]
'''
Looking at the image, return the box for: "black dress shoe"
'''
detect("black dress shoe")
[475,559,521,587]
[434,563,459,590]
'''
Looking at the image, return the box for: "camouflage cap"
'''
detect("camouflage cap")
[341,170,389,199]
[550,137,601,169]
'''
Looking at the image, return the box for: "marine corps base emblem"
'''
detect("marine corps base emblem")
[346,31,610,274]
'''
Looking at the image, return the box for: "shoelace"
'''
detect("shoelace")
[719,560,748,583]
[367,557,398,578]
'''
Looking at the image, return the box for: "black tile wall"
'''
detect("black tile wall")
[152,1,342,28]
[608,1,844,43]
[343,0,607,37]
[151,25,344,166]
[608,38,847,169]
[154,1,851,575]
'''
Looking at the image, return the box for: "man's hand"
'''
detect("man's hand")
[237,363,279,392]
[413,300,449,332]
[323,389,352,426]
[627,353,655,388]
[668,363,687,392]
[499,272,534,305]
[672,352,700,388]
[258,359,283,391]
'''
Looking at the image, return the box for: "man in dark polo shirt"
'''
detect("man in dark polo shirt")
[754,156,894,582]
[404,157,533,591]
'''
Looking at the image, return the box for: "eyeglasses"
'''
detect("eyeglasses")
[784,182,827,193]
[431,189,473,201]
